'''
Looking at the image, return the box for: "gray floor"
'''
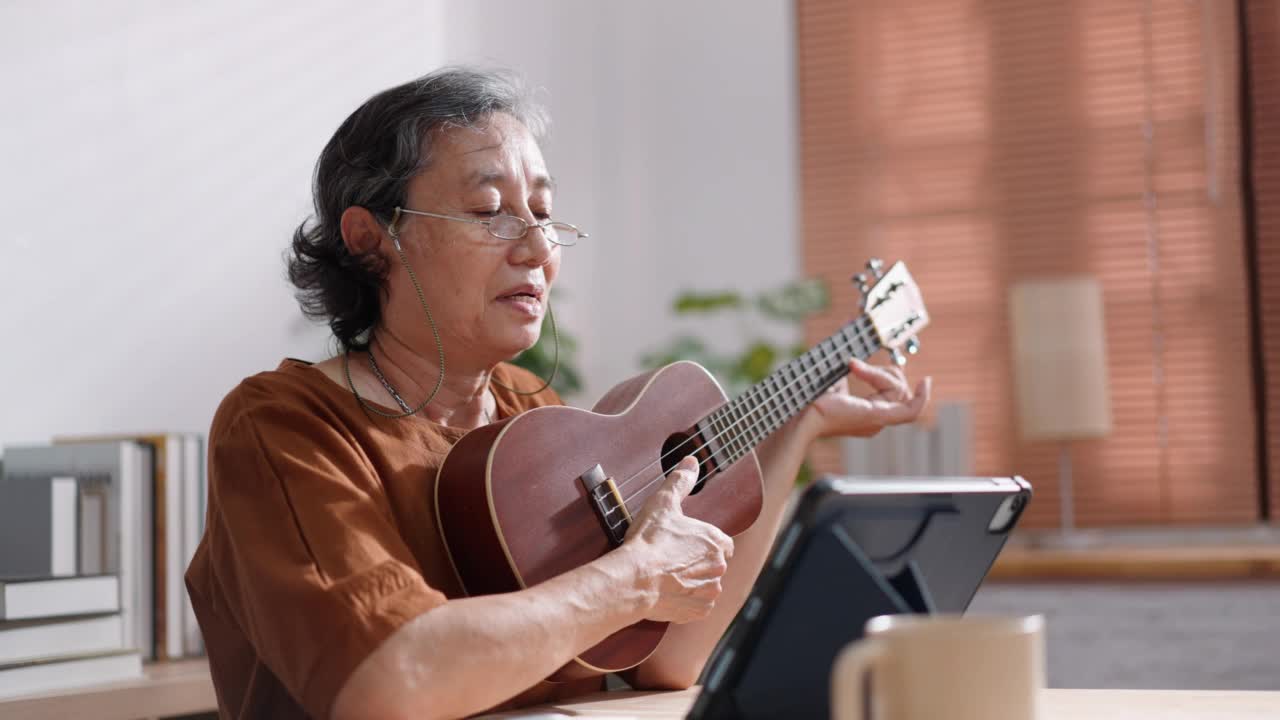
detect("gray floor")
[969,582,1280,690]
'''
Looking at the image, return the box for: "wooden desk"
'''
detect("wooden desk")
[479,686,1280,719]
[0,659,216,720]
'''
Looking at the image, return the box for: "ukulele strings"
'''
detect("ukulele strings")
[608,313,878,501]
[607,324,882,526]
[609,319,879,517]
[603,342,856,530]
[608,348,848,523]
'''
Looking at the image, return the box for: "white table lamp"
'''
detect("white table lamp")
[1009,276,1112,541]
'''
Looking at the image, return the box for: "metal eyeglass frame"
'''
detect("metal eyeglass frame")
[390,207,588,247]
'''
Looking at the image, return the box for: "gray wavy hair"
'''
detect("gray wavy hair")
[287,66,549,351]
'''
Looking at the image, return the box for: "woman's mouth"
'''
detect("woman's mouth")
[497,292,543,317]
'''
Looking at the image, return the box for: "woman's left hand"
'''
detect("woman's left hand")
[809,358,932,439]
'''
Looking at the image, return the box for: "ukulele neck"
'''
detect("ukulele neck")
[696,314,882,468]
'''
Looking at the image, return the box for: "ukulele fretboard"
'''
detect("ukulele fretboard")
[698,315,882,468]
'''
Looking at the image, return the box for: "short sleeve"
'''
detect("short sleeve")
[204,399,447,718]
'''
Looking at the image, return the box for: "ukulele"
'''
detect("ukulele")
[434,259,929,680]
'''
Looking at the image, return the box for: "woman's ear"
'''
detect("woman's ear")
[339,206,385,256]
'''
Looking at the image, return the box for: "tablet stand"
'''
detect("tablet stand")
[886,559,937,614]
[690,522,937,720]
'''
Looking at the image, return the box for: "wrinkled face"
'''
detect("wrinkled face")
[384,113,560,364]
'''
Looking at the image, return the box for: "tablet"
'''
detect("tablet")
[686,475,1032,720]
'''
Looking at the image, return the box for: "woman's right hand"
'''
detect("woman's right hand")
[622,456,735,624]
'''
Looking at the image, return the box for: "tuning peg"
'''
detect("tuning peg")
[852,272,871,295]
[866,258,885,279]
[905,338,920,355]
[890,348,907,366]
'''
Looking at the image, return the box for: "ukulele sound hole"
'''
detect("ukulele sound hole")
[661,431,711,495]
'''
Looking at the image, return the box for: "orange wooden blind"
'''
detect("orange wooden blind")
[1244,0,1280,521]
[797,0,1258,526]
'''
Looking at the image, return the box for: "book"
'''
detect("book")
[50,477,77,577]
[1,442,154,659]
[54,433,185,660]
[180,432,206,656]
[0,476,78,578]
[933,402,973,476]
[78,481,108,575]
[0,576,119,621]
[0,649,141,700]
[0,613,125,666]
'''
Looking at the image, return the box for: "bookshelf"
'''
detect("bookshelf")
[0,659,215,720]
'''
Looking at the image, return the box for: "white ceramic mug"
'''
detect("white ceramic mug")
[831,614,1045,720]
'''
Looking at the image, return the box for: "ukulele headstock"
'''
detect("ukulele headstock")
[856,259,930,366]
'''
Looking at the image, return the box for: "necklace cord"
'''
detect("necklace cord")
[344,225,446,419]
[491,302,560,396]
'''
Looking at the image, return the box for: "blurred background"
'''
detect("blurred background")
[4,0,1280,694]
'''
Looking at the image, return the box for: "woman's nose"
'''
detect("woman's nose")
[510,220,556,267]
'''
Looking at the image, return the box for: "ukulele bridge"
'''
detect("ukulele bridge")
[579,464,633,546]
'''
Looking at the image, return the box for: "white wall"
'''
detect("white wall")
[0,1,444,446]
[0,0,797,447]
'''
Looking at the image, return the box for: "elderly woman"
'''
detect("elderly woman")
[185,67,930,720]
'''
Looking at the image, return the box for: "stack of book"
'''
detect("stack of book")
[0,433,207,697]
[0,575,139,698]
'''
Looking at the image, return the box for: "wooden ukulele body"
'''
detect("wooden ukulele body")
[434,361,765,679]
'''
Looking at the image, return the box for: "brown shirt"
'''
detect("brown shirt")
[185,359,603,719]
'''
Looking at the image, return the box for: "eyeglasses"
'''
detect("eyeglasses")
[391,207,588,247]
